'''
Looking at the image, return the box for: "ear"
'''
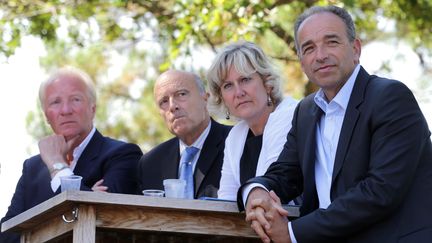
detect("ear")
[42,108,51,125]
[262,74,273,93]
[265,83,273,94]
[202,92,209,101]
[91,103,96,119]
[353,38,362,63]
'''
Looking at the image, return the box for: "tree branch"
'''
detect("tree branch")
[269,0,295,10]
[201,31,217,53]
[269,24,297,54]
[269,0,317,10]
[270,55,298,63]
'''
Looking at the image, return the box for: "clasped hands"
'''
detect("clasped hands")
[245,188,291,243]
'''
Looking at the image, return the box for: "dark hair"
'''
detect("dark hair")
[294,5,356,55]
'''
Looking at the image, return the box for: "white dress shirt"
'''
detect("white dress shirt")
[314,64,360,208]
[178,121,211,175]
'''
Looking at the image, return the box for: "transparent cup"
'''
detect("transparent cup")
[142,189,165,197]
[163,179,186,198]
[60,175,82,192]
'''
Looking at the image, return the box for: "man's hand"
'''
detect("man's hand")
[245,189,292,243]
[264,191,291,243]
[39,135,69,167]
[245,187,273,243]
[39,134,79,176]
[92,179,108,192]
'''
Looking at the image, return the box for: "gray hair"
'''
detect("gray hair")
[39,66,96,111]
[294,5,356,56]
[192,73,206,95]
[207,40,283,119]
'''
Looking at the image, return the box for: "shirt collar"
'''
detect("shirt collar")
[179,121,211,153]
[71,126,96,165]
[314,64,360,113]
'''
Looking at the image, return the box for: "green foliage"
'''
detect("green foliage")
[27,41,174,150]
[1,0,431,150]
[2,0,431,65]
[25,103,51,143]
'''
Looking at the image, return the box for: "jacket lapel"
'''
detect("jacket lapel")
[194,120,222,195]
[73,130,103,179]
[163,139,181,180]
[303,104,323,174]
[303,103,323,212]
[331,67,368,186]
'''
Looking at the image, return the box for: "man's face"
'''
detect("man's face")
[154,70,209,144]
[297,12,361,100]
[43,74,95,141]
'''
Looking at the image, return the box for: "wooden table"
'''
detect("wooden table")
[1,191,299,242]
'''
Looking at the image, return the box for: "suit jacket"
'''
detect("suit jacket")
[137,119,231,199]
[0,130,143,243]
[240,66,432,243]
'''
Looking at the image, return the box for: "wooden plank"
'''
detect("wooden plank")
[96,230,262,242]
[65,192,300,217]
[1,192,73,232]
[73,205,96,243]
[21,211,73,242]
[21,232,28,243]
[2,191,241,233]
[2,191,300,239]
[68,191,242,213]
[94,204,257,238]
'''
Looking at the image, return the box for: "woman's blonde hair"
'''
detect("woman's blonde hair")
[207,40,283,119]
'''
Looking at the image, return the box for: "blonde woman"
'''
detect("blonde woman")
[207,41,298,201]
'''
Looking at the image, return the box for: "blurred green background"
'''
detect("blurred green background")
[1,0,431,151]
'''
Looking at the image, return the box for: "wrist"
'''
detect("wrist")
[49,162,69,175]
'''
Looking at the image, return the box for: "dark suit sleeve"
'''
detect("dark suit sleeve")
[0,162,28,242]
[135,148,166,194]
[96,143,143,194]
[261,110,304,202]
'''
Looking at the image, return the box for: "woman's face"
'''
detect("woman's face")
[220,66,271,124]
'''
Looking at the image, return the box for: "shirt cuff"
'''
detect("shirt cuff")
[288,222,298,243]
[241,183,269,207]
[50,168,74,192]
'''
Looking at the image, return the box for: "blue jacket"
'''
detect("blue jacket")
[0,130,142,242]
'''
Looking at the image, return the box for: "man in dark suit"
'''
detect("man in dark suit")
[137,70,231,199]
[240,5,432,243]
[0,67,143,242]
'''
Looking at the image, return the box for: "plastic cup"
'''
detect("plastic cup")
[60,175,82,192]
[163,179,186,198]
[142,189,165,197]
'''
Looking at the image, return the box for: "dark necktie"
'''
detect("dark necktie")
[179,146,199,199]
